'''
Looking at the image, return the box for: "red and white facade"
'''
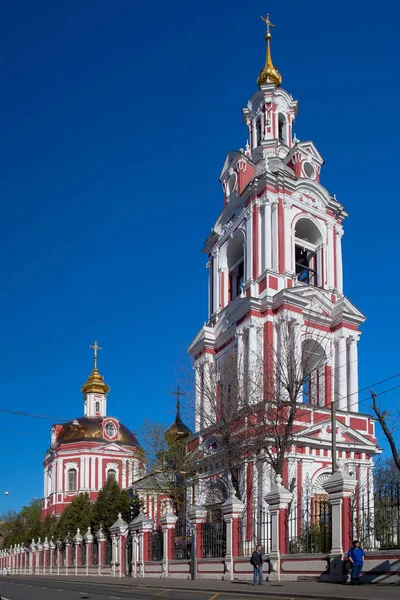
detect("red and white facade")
[41,361,144,520]
[188,72,380,511]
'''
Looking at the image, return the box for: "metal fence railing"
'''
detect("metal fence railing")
[201,520,226,558]
[148,528,163,561]
[286,491,331,554]
[173,519,192,560]
[238,507,272,556]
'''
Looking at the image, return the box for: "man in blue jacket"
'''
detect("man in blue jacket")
[348,540,365,585]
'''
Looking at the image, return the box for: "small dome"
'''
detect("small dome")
[54,416,141,447]
[164,401,192,442]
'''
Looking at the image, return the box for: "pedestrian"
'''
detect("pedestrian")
[250,544,264,585]
[347,540,365,585]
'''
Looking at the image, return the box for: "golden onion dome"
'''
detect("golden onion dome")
[257,13,282,88]
[80,366,110,396]
[53,416,142,447]
[164,400,192,443]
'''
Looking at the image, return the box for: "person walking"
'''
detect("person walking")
[250,545,264,585]
[348,540,365,585]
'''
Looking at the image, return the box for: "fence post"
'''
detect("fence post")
[188,505,207,580]
[64,536,71,575]
[130,512,154,578]
[159,509,178,579]
[42,538,49,574]
[84,527,93,575]
[73,529,82,575]
[29,540,36,574]
[323,464,357,582]
[264,474,292,582]
[95,526,106,576]
[109,513,129,577]
[49,538,55,575]
[221,492,245,581]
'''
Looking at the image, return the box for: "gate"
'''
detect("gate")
[173,518,192,559]
[286,488,331,554]
[201,520,226,558]
[238,506,271,556]
[148,527,163,561]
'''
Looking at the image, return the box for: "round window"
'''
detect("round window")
[303,162,316,179]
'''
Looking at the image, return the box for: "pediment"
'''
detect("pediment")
[296,418,376,448]
[296,141,324,166]
[332,296,365,326]
[219,152,254,181]
[95,443,133,455]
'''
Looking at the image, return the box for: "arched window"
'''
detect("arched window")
[278,113,286,145]
[67,468,77,492]
[95,401,100,413]
[301,339,326,406]
[107,469,117,482]
[256,117,262,146]
[227,235,245,301]
[294,218,323,287]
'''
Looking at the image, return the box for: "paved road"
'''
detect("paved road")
[0,577,298,600]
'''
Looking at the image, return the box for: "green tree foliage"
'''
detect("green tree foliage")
[56,493,92,540]
[91,479,133,534]
[0,499,55,547]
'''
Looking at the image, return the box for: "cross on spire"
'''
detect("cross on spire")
[172,386,185,411]
[260,13,276,36]
[89,340,103,370]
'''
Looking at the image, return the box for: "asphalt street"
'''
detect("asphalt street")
[0,577,300,600]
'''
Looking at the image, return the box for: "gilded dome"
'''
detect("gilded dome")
[164,401,192,443]
[53,416,141,448]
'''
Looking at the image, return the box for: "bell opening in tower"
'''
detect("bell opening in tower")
[295,246,317,285]
[294,218,323,287]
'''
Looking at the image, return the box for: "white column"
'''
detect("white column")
[57,459,62,492]
[128,460,133,487]
[206,260,212,319]
[98,457,103,490]
[245,211,252,282]
[194,365,201,431]
[327,224,334,287]
[335,229,343,293]
[212,249,219,313]
[44,468,48,498]
[247,323,259,403]
[264,202,272,271]
[221,267,229,308]
[85,456,89,489]
[236,330,245,402]
[90,457,96,491]
[347,336,358,412]
[337,335,347,411]
[271,200,278,271]
[202,359,213,427]
[283,201,292,272]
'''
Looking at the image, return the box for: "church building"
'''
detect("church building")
[188,16,379,518]
[41,343,144,520]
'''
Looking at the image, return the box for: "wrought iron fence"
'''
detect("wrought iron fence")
[148,528,163,561]
[201,520,226,558]
[81,540,87,565]
[125,532,133,575]
[350,480,400,550]
[286,490,331,554]
[92,538,98,566]
[105,536,112,565]
[173,518,192,560]
[238,507,271,556]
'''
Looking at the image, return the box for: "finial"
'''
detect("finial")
[257,13,282,88]
[172,386,185,415]
[118,512,122,519]
[89,340,102,370]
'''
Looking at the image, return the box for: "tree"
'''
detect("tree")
[139,420,197,518]
[182,308,331,502]
[91,479,133,534]
[0,499,57,547]
[371,391,400,472]
[56,493,92,540]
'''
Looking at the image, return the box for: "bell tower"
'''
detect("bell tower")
[189,14,367,429]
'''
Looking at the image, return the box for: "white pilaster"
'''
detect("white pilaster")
[98,457,103,490]
[283,201,292,272]
[335,229,343,293]
[264,201,272,271]
[347,336,358,412]
[271,200,278,271]
[245,210,252,283]
[194,365,201,431]
[212,248,220,313]
[90,456,96,490]
[327,224,334,287]
[337,336,347,411]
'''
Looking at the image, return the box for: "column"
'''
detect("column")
[347,336,358,412]
[283,200,292,272]
[109,513,129,577]
[85,456,90,489]
[83,527,93,575]
[91,456,96,490]
[335,229,343,293]
[236,329,245,402]
[202,359,212,428]
[57,458,62,492]
[212,248,219,313]
[49,539,55,575]
[95,526,106,575]
[43,538,49,574]
[194,365,201,431]
[29,540,36,574]
[98,457,103,490]
[73,529,82,575]
[337,335,347,411]
[245,210,252,284]
[264,201,272,271]
[159,510,178,579]
[247,323,259,404]
[264,475,292,582]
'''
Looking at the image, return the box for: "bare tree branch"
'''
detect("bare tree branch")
[371,391,400,472]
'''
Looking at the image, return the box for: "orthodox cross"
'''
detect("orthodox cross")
[89,340,103,369]
[172,386,185,410]
[260,13,276,34]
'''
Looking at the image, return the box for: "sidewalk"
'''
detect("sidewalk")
[10,574,400,600]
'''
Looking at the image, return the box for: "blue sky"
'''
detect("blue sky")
[0,0,399,512]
